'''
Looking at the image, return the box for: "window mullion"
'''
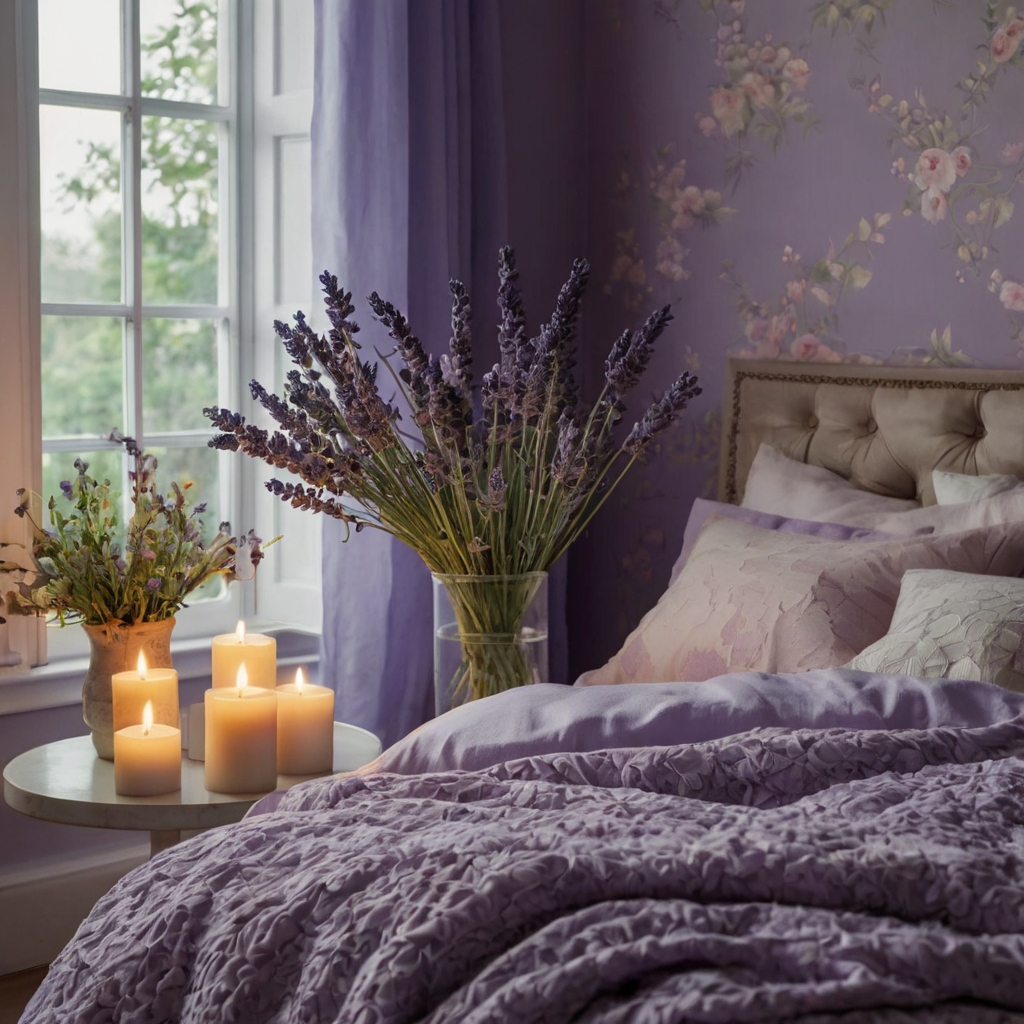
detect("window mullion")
[123,0,144,450]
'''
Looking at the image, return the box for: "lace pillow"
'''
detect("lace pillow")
[846,569,1024,691]
[741,444,919,521]
[576,516,1024,686]
[932,469,1024,505]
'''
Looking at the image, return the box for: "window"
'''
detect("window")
[37,0,237,652]
[0,0,318,674]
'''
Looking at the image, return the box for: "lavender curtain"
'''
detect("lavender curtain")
[312,0,521,747]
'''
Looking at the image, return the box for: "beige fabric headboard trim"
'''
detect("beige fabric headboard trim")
[719,359,1024,506]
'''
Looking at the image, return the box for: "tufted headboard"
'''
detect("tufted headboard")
[719,359,1024,506]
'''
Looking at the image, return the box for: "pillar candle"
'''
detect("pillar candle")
[112,652,179,733]
[211,620,277,689]
[114,701,181,797]
[276,668,334,775]
[204,666,278,793]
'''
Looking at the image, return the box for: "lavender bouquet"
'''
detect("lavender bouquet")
[9,434,267,626]
[206,247,699,702]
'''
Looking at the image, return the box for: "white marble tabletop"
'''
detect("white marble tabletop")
[3,722,382,854]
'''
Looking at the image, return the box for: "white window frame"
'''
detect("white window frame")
[0,0,321,711]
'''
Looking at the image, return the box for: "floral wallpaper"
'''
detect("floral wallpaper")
[568,0,1024,676]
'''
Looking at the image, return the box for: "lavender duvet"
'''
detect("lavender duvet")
[23,712,1024,1023]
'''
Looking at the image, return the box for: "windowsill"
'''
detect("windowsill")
[0,624,321,716]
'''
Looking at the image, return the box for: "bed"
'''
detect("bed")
[21,360,1024,1024]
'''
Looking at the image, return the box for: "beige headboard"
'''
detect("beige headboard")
[719,359,1024,506]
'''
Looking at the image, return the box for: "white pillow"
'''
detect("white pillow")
[845,569,1024,691]
[741,444,919,521]
[852,487,1024,534]
[932,469,1024,505]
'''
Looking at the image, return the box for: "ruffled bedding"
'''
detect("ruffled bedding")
[21,671,1024,1024]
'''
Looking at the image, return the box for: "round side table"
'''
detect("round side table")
[3,721,382,857]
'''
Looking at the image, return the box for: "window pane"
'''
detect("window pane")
[42,449,123,513]
[141,116,219,304]
[143,319,219,432]
[40,106,122,304]
[41,316,124,438]
[39,0,121,96]
[141,0,220,105]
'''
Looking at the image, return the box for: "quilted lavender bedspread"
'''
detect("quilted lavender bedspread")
[23,716,1024,1023]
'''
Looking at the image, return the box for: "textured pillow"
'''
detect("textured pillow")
[576,515,1024,686]
[846,569,1024,691]
[669,497,924,584]
[932,469,1024,505]
[741,444,919,521]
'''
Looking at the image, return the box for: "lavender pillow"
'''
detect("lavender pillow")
[669,498,924,584]
[577,515,1024,687]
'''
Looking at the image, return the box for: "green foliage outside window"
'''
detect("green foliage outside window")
[42,0,222,536]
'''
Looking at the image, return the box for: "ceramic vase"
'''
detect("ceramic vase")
[82,617,176,760]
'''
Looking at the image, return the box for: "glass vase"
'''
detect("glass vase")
[432,572,548,716]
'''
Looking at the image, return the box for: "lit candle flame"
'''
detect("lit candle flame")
[137,651,148,680]
[235,619,246,643]
[142,700,153,736]
[236,662,248,696]
[295,666,304,694]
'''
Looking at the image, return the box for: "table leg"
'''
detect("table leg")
[150,829,181,857]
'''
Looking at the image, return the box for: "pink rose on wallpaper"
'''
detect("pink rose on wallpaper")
[791,335,842,362]
[951,146,972,178]
[991,17,1023,63]
[782,58,810,91]
[671,185,706,229]
[1000,280,1024,312]
[914,149,956,193]
[740,72,775,110]
[710,86,748,137]
[921,187,948,225]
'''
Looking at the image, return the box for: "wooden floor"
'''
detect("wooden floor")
[0,967,47,1024]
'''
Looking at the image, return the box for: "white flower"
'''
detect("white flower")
[913,149,956,194]
[920,187,948,225]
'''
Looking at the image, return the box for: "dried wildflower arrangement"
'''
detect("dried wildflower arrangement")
[206,247,700,700]
[9,434,267,626]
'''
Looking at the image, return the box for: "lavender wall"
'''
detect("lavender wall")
[568,0,1024,677]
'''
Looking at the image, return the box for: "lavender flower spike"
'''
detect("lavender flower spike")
[605,306,674,400]
[447,279,473,394]
[624,371,702,456]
